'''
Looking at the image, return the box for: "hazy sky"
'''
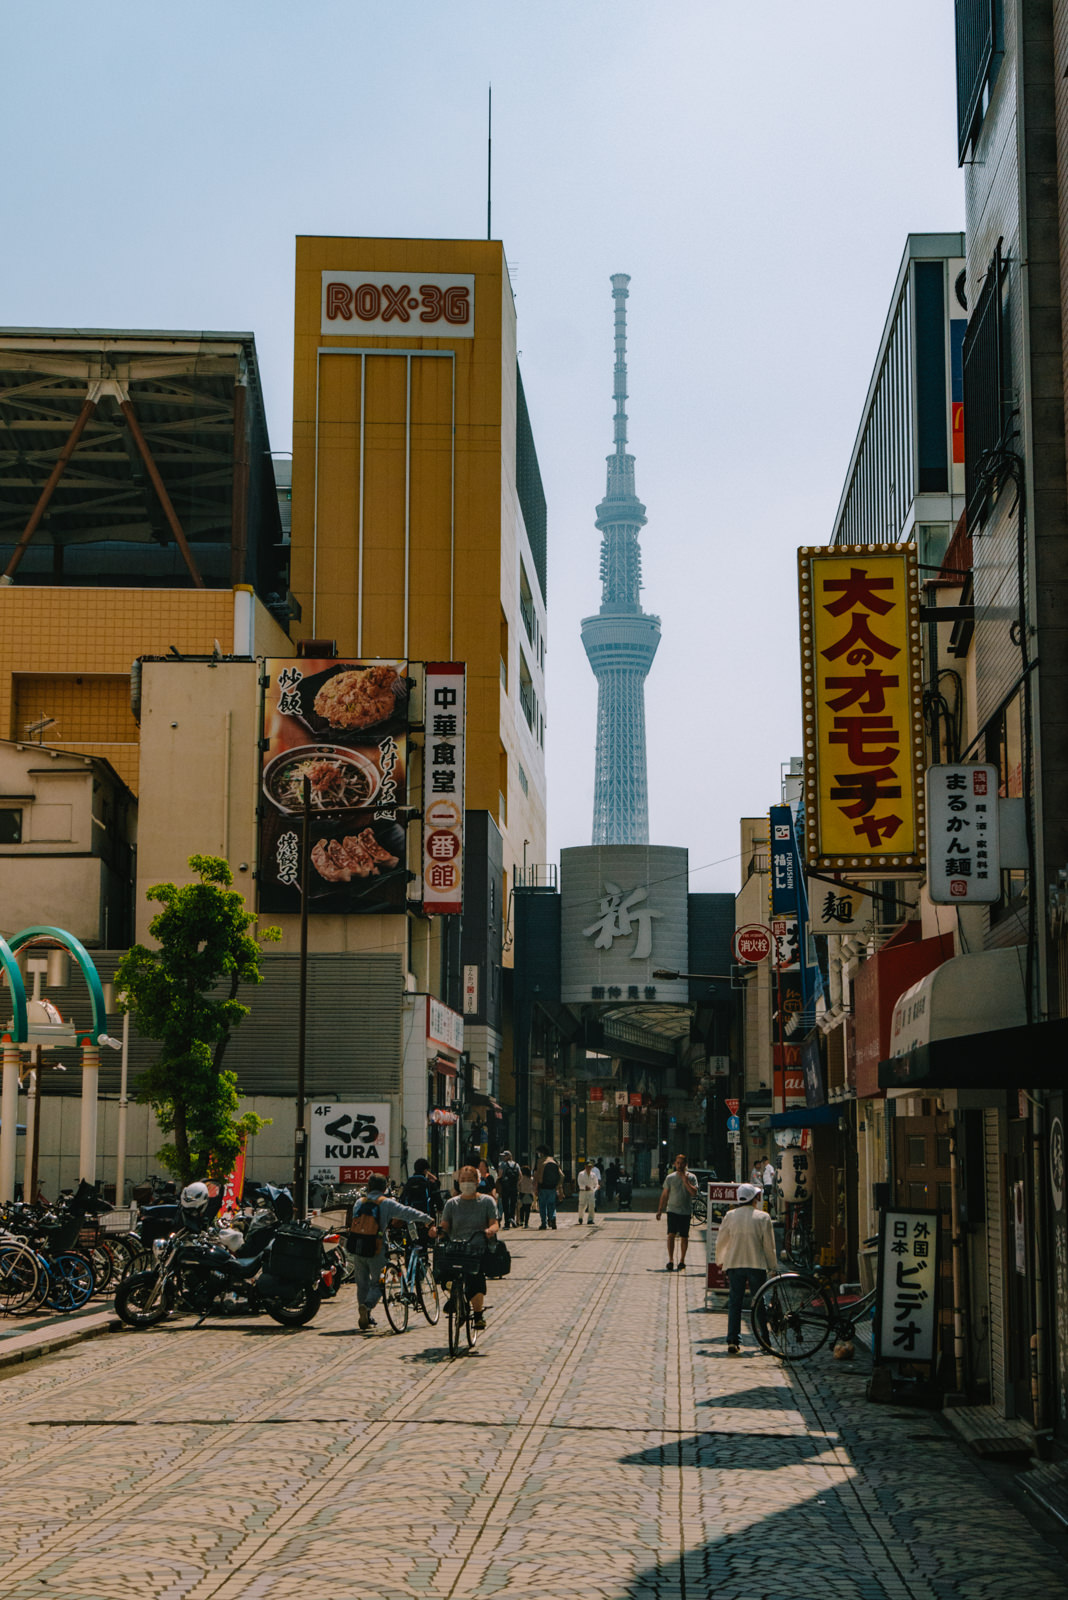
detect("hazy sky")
[0,2,964,894]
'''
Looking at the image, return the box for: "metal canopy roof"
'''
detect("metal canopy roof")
[0,328,283,595]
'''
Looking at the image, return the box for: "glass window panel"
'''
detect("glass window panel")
[908,1136,927,1168]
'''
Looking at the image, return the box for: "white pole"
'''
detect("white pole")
[0,1038,19,1201]
[22,1067,36,1201]
[115,1007,130,1205]
[79,1042,99,1185]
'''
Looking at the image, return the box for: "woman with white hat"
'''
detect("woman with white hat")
[714,1182,778,1355]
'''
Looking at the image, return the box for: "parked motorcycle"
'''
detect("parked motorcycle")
[114,1182,324,1329]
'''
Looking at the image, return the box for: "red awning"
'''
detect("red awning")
[432,1055,458,1076]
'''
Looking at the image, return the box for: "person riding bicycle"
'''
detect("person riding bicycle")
[436,1164,499,1331]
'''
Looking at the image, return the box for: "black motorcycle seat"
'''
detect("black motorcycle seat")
[228,1252,265,1278]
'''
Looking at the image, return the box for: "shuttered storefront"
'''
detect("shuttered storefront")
[28,951,404,1101]
[984,1105,1006,1413]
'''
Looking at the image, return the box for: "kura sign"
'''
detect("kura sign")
[309,1101,390,1186]
[321,271,475,337]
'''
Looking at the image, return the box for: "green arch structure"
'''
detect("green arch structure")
[0,937,28,1045]
[7,927,107,1045]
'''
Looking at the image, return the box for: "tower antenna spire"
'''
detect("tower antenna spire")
[580,275,661,845]
[487,84,492,241]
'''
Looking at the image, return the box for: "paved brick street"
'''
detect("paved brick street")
[0,1214,1065,1599]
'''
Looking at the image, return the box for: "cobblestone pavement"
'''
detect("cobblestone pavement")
[0,1214,1065,1599]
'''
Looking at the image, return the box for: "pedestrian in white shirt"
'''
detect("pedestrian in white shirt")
[762,1159,777,1212]
[715,1182,778,1354]
[577,1158,599,1225]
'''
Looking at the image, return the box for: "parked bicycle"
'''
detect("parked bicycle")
[750,1265,876,1361]
[380,1221,441,1332]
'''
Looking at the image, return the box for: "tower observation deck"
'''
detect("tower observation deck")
[581,274,661,844]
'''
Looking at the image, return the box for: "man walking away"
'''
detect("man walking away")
[400,1158,442,1218]
[497,1151,520,1229]
[534,1147,562,1230]
[714,1181,778,1354]
[577,1158,599,1225]
[656,1153,698,1270]
[762,1158,776,1214]
[348,1175,435,1333]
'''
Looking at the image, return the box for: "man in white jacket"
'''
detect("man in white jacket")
[714,1182,778,1354]
[576,1158,599,1225]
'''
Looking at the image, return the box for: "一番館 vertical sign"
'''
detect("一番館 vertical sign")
[798,546,925,872]
[422,663,466,914]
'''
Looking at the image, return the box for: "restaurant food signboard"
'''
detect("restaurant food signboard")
[798,545,925,872]
[259,658,409,915]
[422,663,466,915]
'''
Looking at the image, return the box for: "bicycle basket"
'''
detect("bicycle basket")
[36,1217,81,1254]
[268,1224,323,1285]
[434,1237,486,1280]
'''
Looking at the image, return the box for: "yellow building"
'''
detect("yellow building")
[290,237,547,901]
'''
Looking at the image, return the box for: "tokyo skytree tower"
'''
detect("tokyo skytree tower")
[581,274,661,844]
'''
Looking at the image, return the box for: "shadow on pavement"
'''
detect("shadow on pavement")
[697,1384,796,1410]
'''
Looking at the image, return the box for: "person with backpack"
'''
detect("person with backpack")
[496,1151,520,1228]
[347,1174,436,1332]
[400,1159,442,1218]
[534,1147,563,1230]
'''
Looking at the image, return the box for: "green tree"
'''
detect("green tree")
[115,854,280,1184]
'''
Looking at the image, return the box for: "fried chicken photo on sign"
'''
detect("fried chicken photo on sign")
[312,665,398,730]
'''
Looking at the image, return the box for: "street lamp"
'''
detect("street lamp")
[652,968,757,982]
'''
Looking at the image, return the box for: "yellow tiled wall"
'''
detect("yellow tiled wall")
[0,588,237,793]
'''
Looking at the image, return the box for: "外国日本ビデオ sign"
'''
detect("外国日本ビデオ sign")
[422,663,466,914]
[798,545,925,872]
[925,764,1001,903]
[875,1207,941,1364]
[309,1102,391,1186]
[259,659,409,915]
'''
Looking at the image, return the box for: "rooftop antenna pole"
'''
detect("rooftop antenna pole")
[487,84,492,240]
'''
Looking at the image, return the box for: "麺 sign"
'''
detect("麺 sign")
[926,764,1001,904]
[321,271,474,337]
[422,663,465,914]
[309,1101,390,1187]
[875,1207,941,1365]
[798,545,925,872]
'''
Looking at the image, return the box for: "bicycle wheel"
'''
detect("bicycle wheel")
[750,1273,833,1361]
[44,1252,95,1312]
[0,1243,42,1311]
[447,1281,464,1356]
[381,1261,409,1333]
[87,1242,117,1295]
[415,1256,441,1325]
[464,1299,479,1349]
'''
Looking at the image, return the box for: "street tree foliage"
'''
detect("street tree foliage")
[115,854,281,1184]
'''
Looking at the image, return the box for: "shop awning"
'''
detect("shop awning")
[766,1105,844,1130]
[880,1015,1068,1090]
[878,947,1050,1089]
[469,1091,503,1117]
[432,1055,458,1076]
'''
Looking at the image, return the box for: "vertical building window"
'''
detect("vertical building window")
[956,0,999,164]
[962,243,1007,531]
[500,607,509,692]
[0,809,23,844]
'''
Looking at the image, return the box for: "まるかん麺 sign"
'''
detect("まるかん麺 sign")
[798,545,925,872]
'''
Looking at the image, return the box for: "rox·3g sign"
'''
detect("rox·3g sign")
[321,271,475,337]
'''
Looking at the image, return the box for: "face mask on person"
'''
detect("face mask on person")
[459,1181,478,1197]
